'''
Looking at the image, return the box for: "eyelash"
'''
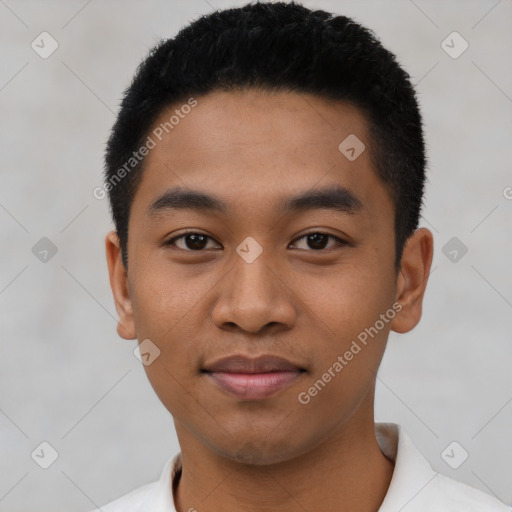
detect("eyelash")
[164,231,347,252]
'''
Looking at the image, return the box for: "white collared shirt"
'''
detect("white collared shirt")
[92,423,511,511]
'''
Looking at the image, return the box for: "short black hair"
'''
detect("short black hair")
[104,1,426,270]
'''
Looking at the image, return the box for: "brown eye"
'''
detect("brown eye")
[291,232,345,251]
[166,233,219,251]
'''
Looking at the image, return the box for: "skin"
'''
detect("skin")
[106,88,433,512]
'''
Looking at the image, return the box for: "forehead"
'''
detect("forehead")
[131,88,392,222]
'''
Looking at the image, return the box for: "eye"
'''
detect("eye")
[290,232,346,251]
[165,232,221,251]
[165,231,347,252]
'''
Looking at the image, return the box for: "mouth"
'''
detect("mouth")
[202,355,306,400]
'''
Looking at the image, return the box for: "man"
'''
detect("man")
[97,1,510,510]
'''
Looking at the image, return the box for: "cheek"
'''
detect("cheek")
[129,262,206,335]
[301,262,392,339]
[299,258,395,393]
[128,272,200,396]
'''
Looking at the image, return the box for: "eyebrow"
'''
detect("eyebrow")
[147,185,364,217]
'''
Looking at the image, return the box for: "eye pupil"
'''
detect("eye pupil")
[307,233,328,250]
[186,234,208,250]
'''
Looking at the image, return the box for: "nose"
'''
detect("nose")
[211,248,296,335]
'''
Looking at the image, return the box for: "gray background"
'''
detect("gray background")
[1,0,511,510]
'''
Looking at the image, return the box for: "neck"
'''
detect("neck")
[173,410,394,512]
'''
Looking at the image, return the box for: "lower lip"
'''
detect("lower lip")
[206,371,303,400]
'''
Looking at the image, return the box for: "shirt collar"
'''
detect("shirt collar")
[374,422,438,511]
[150,451,182,511]
[152,422,437,511]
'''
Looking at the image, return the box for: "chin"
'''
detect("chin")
[207,433,312,466]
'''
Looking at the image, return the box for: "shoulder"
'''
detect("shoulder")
[375,423,511,511]
[88,481,158,512]
[420,472,511,511]
[87,452,180,512]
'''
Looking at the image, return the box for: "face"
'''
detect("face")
[106,88,432,465]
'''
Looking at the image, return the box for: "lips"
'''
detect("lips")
[202,355,305,400]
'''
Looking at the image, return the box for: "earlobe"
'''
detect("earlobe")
[105,231,137,340]
[390,227,434,334]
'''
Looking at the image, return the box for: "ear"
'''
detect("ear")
[105,230,136,340]
[390,227,434,334]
